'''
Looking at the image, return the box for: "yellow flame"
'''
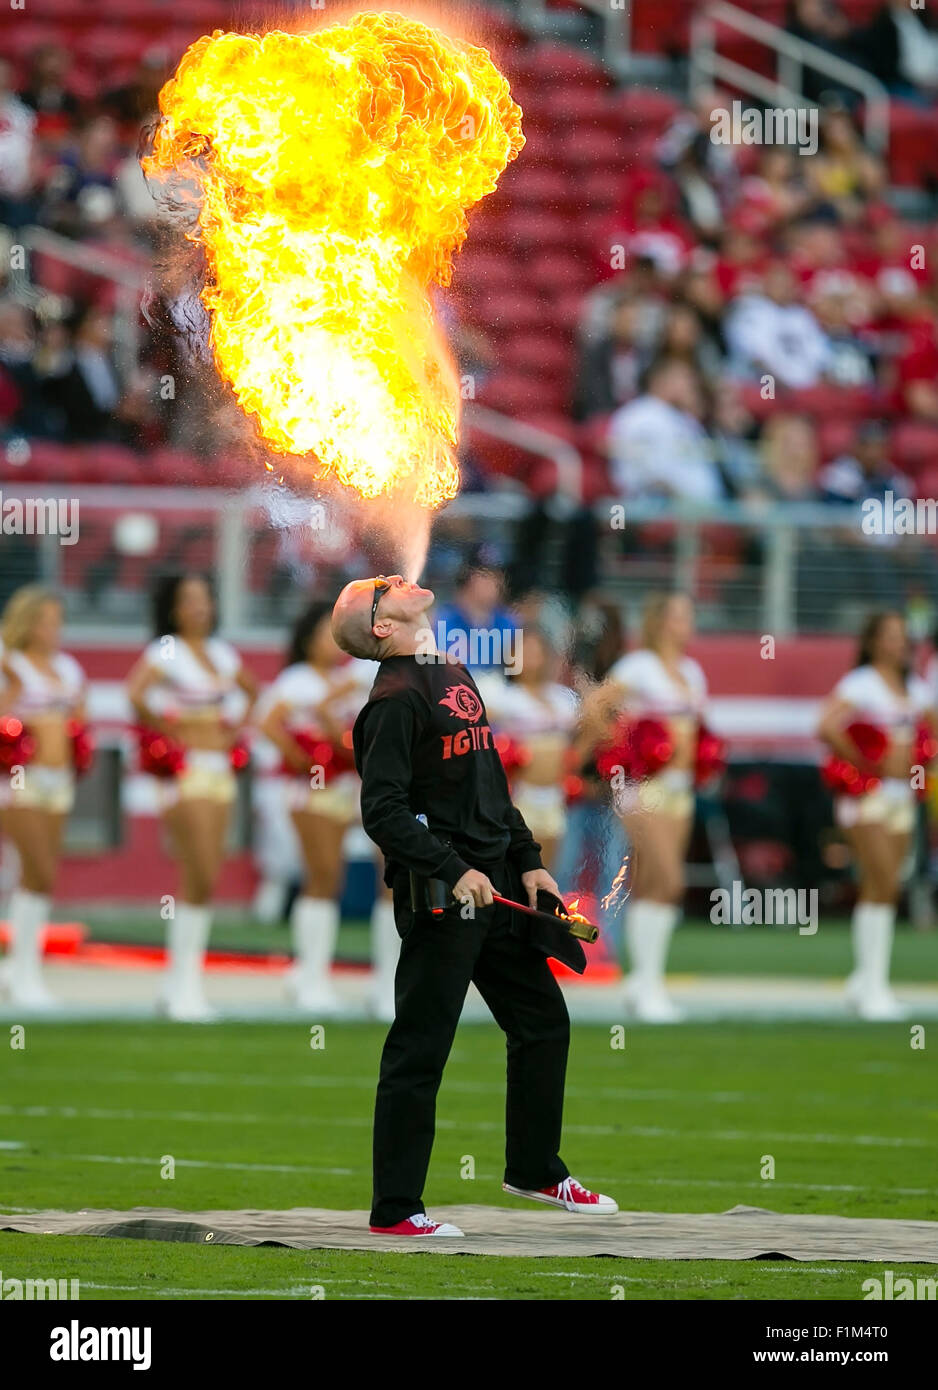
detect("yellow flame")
[601,858,631,914]
[144,13,523,505]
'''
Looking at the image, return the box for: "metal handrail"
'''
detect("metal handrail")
[464,402,584,503]
[691,1,890,153]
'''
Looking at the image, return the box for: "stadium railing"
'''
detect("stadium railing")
[3,482,933,639]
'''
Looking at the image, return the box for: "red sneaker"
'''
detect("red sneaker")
[370,1212,465,1237]
[502,1176,618,1215]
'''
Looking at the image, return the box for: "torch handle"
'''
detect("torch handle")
[491,894,599,944]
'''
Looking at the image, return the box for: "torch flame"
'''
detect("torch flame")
[144,13,523,505]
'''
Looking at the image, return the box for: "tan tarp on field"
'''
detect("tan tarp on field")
[3,1204,938,1261]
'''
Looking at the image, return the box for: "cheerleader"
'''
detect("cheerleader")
[126,574,257,1021]
[0,587,87,1008]
[603,592,707,1022]
[259,603,395,1016]
[479,628,578,873]
[818,611,933,1020]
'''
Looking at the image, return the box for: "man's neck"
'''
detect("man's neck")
[384,617,438,659]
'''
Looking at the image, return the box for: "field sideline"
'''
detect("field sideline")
[1,1020,936,1300]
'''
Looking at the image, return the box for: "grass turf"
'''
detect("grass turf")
[1,1019,936,1300]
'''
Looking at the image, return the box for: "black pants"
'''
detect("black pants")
[370,856,571,1227]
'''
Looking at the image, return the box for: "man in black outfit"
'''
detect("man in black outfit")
[332,574,618,1237]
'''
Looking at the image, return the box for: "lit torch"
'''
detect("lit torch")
[143,14,524,508]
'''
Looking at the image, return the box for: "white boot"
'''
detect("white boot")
[2,890,54,1009]
[160,903,216,1022]
[286,897,341,1013]
[846,902,904,1021]
[623,900,683,1022]
[369,897,399,1022]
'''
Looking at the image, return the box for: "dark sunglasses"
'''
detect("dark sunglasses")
[371,576,392,633]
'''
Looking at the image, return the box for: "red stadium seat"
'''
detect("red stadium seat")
[477,370,568,415]
[613,88,682,133]
[528,251,595,295]
[450,249,518,294]
[888,103,938,187]
[501,336,572,384]
[472,291,551,333]
[557,127,629,170]
[500,209,574,250]
[890,422,938,473]
[499,167,575,210]
[526,42,612,92]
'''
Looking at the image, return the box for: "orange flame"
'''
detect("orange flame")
[144,13,523,505]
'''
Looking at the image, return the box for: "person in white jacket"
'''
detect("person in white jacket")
[724,262,831,391]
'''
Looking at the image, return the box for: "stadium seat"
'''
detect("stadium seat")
[527,251,595,295]
[501,336,572,384]
[890,422,938,473]
[477,370,568,415]
[526,42,612,92]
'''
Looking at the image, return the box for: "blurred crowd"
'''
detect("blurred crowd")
[0,4,937,513]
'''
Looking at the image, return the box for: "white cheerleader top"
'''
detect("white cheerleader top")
[607,648,707,721]
[833,665,931,739]
[481,676,579,740]
[2,648,85,717]
[261,659,375,732]
[142,635,242,718]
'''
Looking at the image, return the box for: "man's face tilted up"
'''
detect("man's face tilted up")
[331,574,435,660]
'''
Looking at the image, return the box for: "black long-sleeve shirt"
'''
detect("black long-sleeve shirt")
[352,654,543,889]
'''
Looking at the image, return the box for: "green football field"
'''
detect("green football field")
[1,1016,936,1300]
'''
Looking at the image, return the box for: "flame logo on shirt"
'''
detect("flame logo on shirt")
[439,684,483,723]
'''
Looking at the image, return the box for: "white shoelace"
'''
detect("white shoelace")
[408,1212,436,1228]
[556,1177,588,1202]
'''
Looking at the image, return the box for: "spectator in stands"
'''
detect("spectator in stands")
[710,379,762,497]
[432,559,519,672]
[572,293,643,421]
[757,413,821,500]
[104,47,171,130]
[0,59,39,228]
[895,316,938,423]
[810,280,877,387]
[604,171,694,283]
[855,0,938,101]
[18,45,80,125]
[736,148,813,233]
[656,87,739,201]
[805,109,885,224]
[0,298,44,434]
[578,255,667,347]
[57,305,121,441]
[819,419,913,508]
[46,116,120,237]
[642,302,724,387]
[725,261,831,390]
[786,0,860,106]
[608,356,722,502]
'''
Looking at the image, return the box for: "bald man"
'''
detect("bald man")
[333,574,617,1236]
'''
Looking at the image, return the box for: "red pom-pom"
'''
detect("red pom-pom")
[137,726,187,779]
[66,719,95,777]
[695,722,726,787]
[282,728,355,781]
[844,721,888,765]
[494,732,531,780]
[0,715,36,770]
[914,720,938,769]
[821,756,881,797]
[229,737,250,772]
[821,721,888,797]
[596,716,673,782]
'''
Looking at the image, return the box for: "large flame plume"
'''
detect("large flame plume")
[144,12,523,506]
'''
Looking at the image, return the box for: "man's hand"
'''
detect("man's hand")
[452,869,496,909]
[521,867,561,909]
